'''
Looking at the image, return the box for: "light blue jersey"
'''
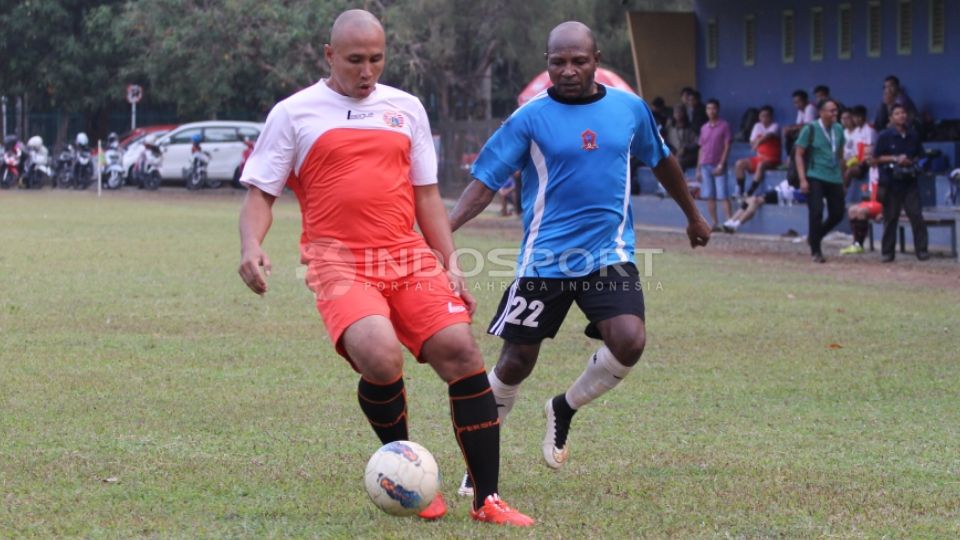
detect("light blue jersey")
[471,85,670,278]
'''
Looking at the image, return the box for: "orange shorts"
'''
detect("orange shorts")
[857,201,883,219]
[303,240,471,368]
[747,156,780,172]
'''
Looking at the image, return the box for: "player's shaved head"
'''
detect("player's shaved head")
[546,21,597,54]
[329,9,384,48]
[324,9,386,99]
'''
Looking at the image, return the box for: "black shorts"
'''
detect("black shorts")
[487,262,645,343]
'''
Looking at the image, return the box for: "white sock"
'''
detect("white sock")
[731,219,740,229]
[564,346,632,410]
[488,369,519,424]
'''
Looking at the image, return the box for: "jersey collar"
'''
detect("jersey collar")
[547,83,607,105]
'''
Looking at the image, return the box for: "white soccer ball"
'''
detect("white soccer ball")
[363,440,440,516]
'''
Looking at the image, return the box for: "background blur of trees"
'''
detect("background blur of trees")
[0,0,636,146]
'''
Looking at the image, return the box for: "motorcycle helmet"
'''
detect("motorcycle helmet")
[4,134,19,150]
[143,134,157,146]
[107,132,119,147]
[75,132,90,147]
[191,134,203,144]
[27,136,43,149]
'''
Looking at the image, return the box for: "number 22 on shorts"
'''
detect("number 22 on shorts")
[505,296,544,328]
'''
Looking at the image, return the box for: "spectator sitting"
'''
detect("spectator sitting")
[839,175,883,254]
[783,89,816,157]
[664,104,699,171]
[722,179,806,233]
[842,105,877,206]
[733,105,781,199]
[874,75,918,131]
[813,85,831,104]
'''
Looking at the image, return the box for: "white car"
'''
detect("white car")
[154,121,264,182]
[122,129,173,181]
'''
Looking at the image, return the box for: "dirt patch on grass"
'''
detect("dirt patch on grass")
[462,214,960,292]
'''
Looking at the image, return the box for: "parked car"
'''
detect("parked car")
[154,121,263,183]
[93,124,177,157]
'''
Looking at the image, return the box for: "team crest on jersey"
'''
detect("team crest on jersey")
[581,129,598,151]
[383,111,405,128]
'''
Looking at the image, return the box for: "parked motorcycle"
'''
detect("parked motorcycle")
[72,132,94,190]
[23,136,51,189]
[133,135,163,190]
[184,134,217,190]
[54,144,76,188]
[0,135,23,189]
[100,132,124,190]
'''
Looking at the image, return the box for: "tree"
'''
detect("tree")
[117,0,351,118]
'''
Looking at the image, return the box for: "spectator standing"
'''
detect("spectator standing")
[681,87,708,135]
[733,105,781,199]
[796,98,847,263]
[664,104,699,171]
[875,104,929,261]
[813,85,831,104]
[696,98,733,230]
[783,90,817,157]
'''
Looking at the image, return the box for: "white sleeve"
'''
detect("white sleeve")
[803,104,816,123]
[768,122,780,134]
[239,103,295,196]
[749,123,764,142]
[408,100,438,186]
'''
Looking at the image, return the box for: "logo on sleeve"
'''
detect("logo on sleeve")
[383,111,405,128]
[581,129,598,151]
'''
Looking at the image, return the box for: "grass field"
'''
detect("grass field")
[1,190,959,538]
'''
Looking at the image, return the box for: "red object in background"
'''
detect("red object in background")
[92,124,177,156]
[517,68,636,105]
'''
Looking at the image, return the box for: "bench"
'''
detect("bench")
[868,208,959,261]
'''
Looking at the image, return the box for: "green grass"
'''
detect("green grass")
[1,191,959,538]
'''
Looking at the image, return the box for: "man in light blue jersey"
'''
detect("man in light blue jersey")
[449,21,710,495]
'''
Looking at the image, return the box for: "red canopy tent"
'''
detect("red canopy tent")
[517,68,636,105]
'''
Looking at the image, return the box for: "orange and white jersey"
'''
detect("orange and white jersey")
[241,81,438,251]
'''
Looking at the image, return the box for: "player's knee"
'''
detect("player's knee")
[358,348,405,383]
[496,344,539,384]
[609,330,645,367]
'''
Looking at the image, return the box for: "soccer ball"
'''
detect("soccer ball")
[363,440,440,516]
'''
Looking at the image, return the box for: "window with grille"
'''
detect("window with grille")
[867,1,882,57]
[744,15,756,66]
[782,10,795,63]
[838,4,853,59]
[929,0,945,53]
[706,18,718,68]
[811,7,824,60]
[898,0,913,54]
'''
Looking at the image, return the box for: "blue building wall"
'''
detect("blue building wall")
[695,0,960,130]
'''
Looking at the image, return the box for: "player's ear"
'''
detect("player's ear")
[594,50,602,64]
[324,44,334,66]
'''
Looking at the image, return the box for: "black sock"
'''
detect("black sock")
[449,371,500,510]
[851,219,868,245]
[746,180,761,196]
[357,376,408,445]
[551,394,577,449]
[736,177,745,195]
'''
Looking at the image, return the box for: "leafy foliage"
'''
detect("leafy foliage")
[1,0,635,123]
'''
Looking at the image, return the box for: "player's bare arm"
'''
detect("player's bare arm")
[414,184,477,314]
[448,180,497,232]
[652,154,711,248]
[238,186,276,295]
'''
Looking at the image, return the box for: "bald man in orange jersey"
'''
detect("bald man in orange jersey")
[237,9,533,527]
